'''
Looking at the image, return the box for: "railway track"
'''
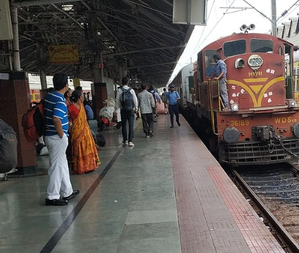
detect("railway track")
[233,163,299,253]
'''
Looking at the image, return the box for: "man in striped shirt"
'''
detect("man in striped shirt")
[44,73,79,206]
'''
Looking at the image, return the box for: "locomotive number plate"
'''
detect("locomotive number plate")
[230,120,250,127]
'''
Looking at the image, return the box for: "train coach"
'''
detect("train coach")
[174,25,299,166]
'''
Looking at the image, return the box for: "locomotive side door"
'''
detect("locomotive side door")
[282,43,294,99]
[199,49,218,110]
[275,42,294,99]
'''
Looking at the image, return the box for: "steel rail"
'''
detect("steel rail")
[233,170,299,253]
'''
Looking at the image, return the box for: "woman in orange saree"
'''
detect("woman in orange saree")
[68,90,100,174]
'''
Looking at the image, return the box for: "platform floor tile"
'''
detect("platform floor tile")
[169,118,285,253]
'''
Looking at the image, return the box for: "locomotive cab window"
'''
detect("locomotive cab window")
[223,39,246,57]
[250,39,273,53]
[204,50,217,78]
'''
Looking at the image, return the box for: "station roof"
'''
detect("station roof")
[13,0,194,87]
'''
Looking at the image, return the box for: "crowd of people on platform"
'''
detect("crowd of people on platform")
[41,73,181,206]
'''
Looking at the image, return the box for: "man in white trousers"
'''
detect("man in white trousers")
[43,73,79,206]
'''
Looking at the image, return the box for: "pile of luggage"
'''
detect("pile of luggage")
[0,119,18,180]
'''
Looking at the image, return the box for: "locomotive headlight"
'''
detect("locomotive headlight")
[231,103,239,112]
[291,123,299,138]
[248,54,263,70]
[289,100,296,108]
[235,58,245,68]
[223,127,240,144]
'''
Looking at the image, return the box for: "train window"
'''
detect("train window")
[250,39,273,53]
[223,40,246,57]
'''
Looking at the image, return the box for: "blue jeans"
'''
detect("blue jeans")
[121,109,135,142]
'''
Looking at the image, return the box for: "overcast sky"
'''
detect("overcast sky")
[168,0,299,84]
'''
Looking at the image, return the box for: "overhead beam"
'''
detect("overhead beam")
[51,4,84,30]
[103,45,185,57]
[125,61,176,70]
[79,1,119,43]
[14,0,81,7]
[136,70,172,76]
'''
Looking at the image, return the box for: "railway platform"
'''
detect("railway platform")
[0,112,285,253]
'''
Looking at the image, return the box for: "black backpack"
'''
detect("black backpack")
[95,133,106,147]
[121,87,133,111]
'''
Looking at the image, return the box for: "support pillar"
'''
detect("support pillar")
[39,43,47,91]
[40,88,53,100]
[92,49,108,121]
[91,82,108,122]
[39,70,47,90]
[0,71,37,175]
[73,78,80,89]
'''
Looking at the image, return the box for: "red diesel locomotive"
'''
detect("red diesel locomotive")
[179,26,299,166]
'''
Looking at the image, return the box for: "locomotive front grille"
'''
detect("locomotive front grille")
[220,138,299,166]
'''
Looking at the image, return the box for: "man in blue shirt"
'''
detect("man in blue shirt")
[161,88,168,114]
[167,85,181,128]
[213,54,229,110]
[44,73,79,206]
[84,100,94,120]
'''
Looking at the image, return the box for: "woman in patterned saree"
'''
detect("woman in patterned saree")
[68,90,100,174]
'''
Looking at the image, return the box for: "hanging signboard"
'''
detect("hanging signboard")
[0,0,13,40]
[173,0,207,25]
[48,45,79,64]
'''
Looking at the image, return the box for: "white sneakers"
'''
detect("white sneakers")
[122,140,134,147]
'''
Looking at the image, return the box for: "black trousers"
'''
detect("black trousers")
[141,113,154,135]
[168,104,179,126]
[121,109,135,142]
